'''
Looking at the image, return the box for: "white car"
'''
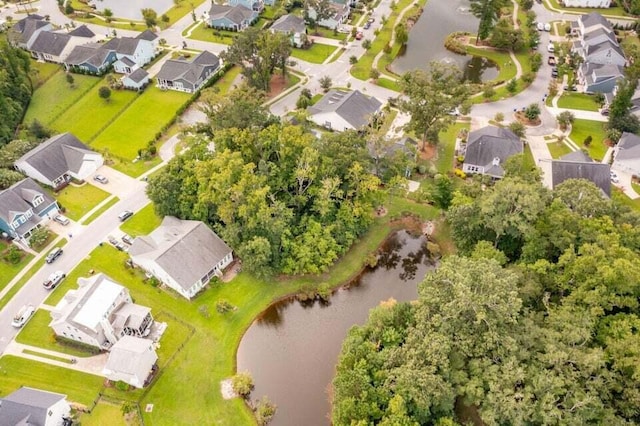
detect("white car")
[544,23,551,32]
[43,271,66,290]
[93,174,109,184]
[537,22,544,31]
[11,304,35,328]
[547,43,555,53]
[53,214,70,226]
[610,171,620,183]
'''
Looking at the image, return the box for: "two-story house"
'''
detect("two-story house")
[0,178,59,242]
[50,273,154,350]
[0,387,72,426]
[103,33,157,74]
[28,25,97,63]
[129,216,234,300]
[306,0,350,29]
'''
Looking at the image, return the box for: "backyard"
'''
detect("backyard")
[556,92,600,111]
[53,184,111,221]
[569,118,608,161]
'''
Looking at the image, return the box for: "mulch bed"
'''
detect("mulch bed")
[515,111,541,126]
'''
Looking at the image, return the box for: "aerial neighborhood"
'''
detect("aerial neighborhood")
[0,0,640,423]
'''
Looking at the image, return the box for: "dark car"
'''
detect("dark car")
[363,22,371,30]
[551,69,558,77]
[45,247,63,264]
[118,210,133,222]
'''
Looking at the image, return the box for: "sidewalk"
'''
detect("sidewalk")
[4,341,108,376]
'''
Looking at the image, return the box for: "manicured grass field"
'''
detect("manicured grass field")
[79,401,129,426]
[0,242,33,292]
[557,93,599,111]
[310,26,347,41]
[110,156,162,178]
[91,86,190,160]
[0,355,104,407]
[291,43,338,64]
[23,72,101,125]
[544,0,630,16]
[82,196,120,225]
[210,65,242,94]
[54,184,110,221]
[613,188,640,211]
[119,203,162,236]
[50,82,138,141]
[187,22,234,45]
[16,309,98,357]
[547,141,573,159]
[437,122,470,174]
[162,0,207,27]
[569,118,608,161]
[30,61,62,89]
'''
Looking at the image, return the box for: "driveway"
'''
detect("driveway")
[90,166,145,198]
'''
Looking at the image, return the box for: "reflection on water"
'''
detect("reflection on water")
[237,230,436,426]
[391,0,499,83]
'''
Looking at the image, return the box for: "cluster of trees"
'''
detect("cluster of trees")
[0,38,32,146]
[332,167,640,424]
[147,86,412,277]
[0,139,39,189]
[620,0,640,15]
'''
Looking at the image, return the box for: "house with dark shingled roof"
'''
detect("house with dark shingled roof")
[156,50,221,93]
[462,126,523,178]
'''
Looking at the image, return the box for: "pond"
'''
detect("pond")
[391,0,499,83]
[88,0,174,21]
[236,230,436,426]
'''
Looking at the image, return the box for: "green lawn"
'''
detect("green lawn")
[72,15,147,32]
[0,239,67,310]
[291,43,338,64]
[50,82,138,141]
[109,156,162,178]
[547,141,573,159]
[79,401,129,425]
[557,93,599,111]
[54,184,110,221]
[544,0,630,16]
[0,355,104,407]
[309,26,347,40]
[91,86,190,160]
[569,119,608,161]
[210,65,242,94]
[23,72,101,125]
[119,203,162,236]
[29,60,62,89]
[16,309,99,357]
[187,22,236,45]
[162,0,207,27]
[437,122,470,174]
[82,196,119,225]
[613,188,640,211]
[0,243,34,293]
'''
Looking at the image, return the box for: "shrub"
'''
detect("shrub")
[216,299,235,314]
[483,85,495,99]
[369,69,380,80]
[508,121,526,138]
[494,112,504,122]
[530,53,542,72]
[349,55,358,64]
[254,396,277,426]
[29,227,49,249]
[3,246,22,264]
[524,103,541,121]
[521,72,535,84]
[231,372,254,398]
[316,283,332,301]
[115,380,130,391]
[583,135,593,146]
[454,168,466,178]
[362,39,372,49]
[506,78,517,93]
[383,43,391,54]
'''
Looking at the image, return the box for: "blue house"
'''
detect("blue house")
[0,178,59,242]
[63,43,117,74]
[208,4,258,31]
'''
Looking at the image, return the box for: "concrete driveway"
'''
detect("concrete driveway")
[90,166,145,198]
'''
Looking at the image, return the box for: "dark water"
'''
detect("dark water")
[391,0,499,83]
[236,230,435,426]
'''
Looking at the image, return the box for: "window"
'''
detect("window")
[48,410,53,416]
[33,195,43,207]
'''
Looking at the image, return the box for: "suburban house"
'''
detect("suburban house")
[0,387,71,426]
[121,68,150,90]
[461,126,524,178]
[571,12,613,37]
[613,132,640,176]
[540,151,611,196]
[128,216,234,300]
[156,50,221,93]
[270,14,307,47]
[0,178,59,242]
[103,336,158,389]
[15,133,104,190]
[136,29,160,52]
[29,25,97,63]
[63,42,117,74]
[306,1,350,29]
[577,63,624,93]
[9,14,52,49]
[563,0,610,7]
[370,136,417,178]
[228,0,264,12]
[102,33,156,73]
[208,4,258,31]
[308,89,382,131]
[50,273,154,350]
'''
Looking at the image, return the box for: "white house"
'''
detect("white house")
[103,33,156,74]
[573,12,613,37]
[613,132,640,176]
[270,14,307,47]
[0,387,71,426]
[462,126,523,178]
[306,1,349,29]
[129,216,234,299]
[50,274,154,350]
[103,336,158,389]
[121,68,150,90]
[308,89,382,131]
[563,0,610,8]
[15,133,103,190]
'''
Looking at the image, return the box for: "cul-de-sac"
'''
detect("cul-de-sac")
[0,0,640,423]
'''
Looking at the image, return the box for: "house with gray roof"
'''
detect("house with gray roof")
[540,152,611,196]
[306,0,350,29]
[50,273,153,350]
[613,132,640,176]
[9,14,52,49]
[156,50,221,94]
[0,178,59,242]
[208,4,258,31]
[103,336,158,389]
[229,0,264,12]
[15,133,103,190]
[270,14,307,47]
[103,34,156,73]
[0,386,71,426]
[574,12,613,37]
[121,68,150,90]
[129,216,234,299]
[63,42,117,74]
[308,89,383,131]
[29,25,96,63]
[577,62,624,94]
[462,126,523,178]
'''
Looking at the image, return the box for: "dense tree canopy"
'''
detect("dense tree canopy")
[333,175,640,425]
[470,0,507,42]
[0,38,32,146]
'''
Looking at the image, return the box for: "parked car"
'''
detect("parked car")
[544,23,551,32]
[363,22,371,30]
[122,234,135,245]
[45,247,63,264]
[601,109,610,116]
[337,26,350,34]
[611,171,620,183]
[547,43,555,53]
[11,304,35,328]
[118,210,133,222]
[53,214,70,226]
[43,271,65,290]
[551,68,558,77]
[537,22,544,31]
[367,17,375,23]
[108,235,127,251]
[548,56,556,66]
[93,174,109,184]
[355,31,364,40]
